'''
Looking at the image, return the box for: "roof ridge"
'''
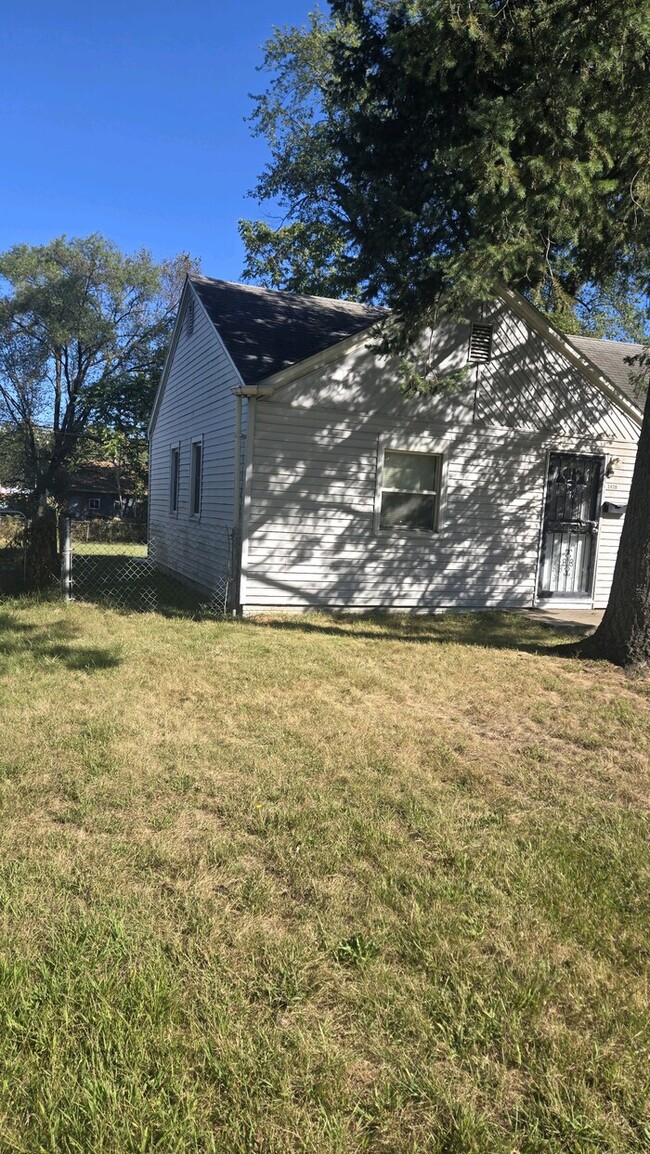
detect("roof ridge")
[569,333,645,350]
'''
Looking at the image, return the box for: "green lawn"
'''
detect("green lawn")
[0,600,648,1153]
[72,541,148,556]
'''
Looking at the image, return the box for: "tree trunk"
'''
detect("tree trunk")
[25,497,60,590]
[580,387,650,669]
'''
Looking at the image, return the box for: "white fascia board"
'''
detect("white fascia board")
[232,385,275,398]
[232,319,387,398]
[498,283,644,427]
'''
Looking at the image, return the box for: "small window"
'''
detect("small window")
[170,445,180,514]
[87,497,101,513]
[378,450,442,532]
[469,323,493,362]
[190,438,202,517]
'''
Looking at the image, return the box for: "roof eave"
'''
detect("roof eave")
[232,385,275,398]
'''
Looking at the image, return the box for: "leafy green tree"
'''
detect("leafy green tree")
[0,235,196,578]
[0,424,27,492]
[243,2,650,666]
[240,12,365,300]
[0,236,195,499]
[572,281,650,343]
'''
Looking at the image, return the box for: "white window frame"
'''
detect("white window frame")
[373,435,449,537]
[190,435,203,519]
[87,496,101,513]
[169,442,181,516]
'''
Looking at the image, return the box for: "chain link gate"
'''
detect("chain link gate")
[62,519,233,616]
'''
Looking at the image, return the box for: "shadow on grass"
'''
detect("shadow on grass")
[0,611,122,672]
[247,610,597,655]
[0,570,26,595]
[73,587,223,622]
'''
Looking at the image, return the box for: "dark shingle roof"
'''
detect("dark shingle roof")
[568,335,647,408]
[190,276,387,386]
[68,462,133,494]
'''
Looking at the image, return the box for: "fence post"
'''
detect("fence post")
[61,517,72,601]
[22,515,27,588]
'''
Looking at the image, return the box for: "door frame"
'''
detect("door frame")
[536,449,605,603]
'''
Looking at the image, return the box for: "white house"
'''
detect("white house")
[148,275,645,615]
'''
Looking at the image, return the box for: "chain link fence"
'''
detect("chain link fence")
[0,510,27,593]
[63,520,234,616]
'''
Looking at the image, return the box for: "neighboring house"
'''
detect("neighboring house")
[66,462,136,520]
[148,274,645,614]
[0,485,27,508]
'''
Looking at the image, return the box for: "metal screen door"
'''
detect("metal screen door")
[538,452,604,598]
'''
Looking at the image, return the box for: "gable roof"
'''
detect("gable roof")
[568,335,647,408]
[150,275,645,436]
[190,275,387,387]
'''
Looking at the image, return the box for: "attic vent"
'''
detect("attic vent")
[186,296,195,338]
[469,323,493,363]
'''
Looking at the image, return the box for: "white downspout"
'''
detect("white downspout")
[232,392,242,533]
[231,392,243,613]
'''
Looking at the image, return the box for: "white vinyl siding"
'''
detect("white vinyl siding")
[149,288,243,594]
[472,301,640,440]
[240,414,637,613]
[237,295,639,612]
[150,285,639,612]
[242,403,544,610]
[273,298,640,442]
[591,442,637,608]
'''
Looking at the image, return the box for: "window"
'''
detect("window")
[170,445,180,514]
[378,449,442,533]
[190,438,203,517]
[87,497,101,513]
[469,323,493,362]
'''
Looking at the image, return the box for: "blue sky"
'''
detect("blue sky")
[0,0,316,280]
